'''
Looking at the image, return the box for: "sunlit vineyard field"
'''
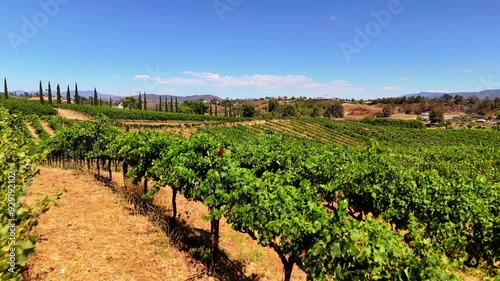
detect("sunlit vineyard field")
[2,104,500,280]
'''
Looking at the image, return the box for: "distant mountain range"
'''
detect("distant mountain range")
[403,89,500,99]
[12,90,222,103]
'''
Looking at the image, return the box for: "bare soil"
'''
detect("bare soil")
[25,121,39,140]
[25,168,204,281]
[56,108,90,121]
[39,119,56,136]
[343,104,382,120]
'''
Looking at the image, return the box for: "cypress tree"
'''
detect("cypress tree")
[94,88,98,106]
[159,95,162,112]
[143,92,147,110]
[66,85,71,104]
[56,84,61,104]
[109,97,112,107]
[74,83,79,105]
[229,106,232,117]
[39,81,44,104]
[99,98,102,106]
[215,102,218,116]
[170,96,173,112]
[209,103,213,116]
[48,82,53,105]
[224,104,227,117]
[138,92,142,110]
[3,78,8,99]
[175,97,178,112]
[90,97,93,106]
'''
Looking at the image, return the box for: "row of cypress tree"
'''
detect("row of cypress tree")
[4,78,8,99]
[1,78,105,106]
[143,92,179,112]
[3,78,184,112]
[36,81,96,106]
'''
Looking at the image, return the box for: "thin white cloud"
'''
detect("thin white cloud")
[302,80,351,88]
[400,76,409,80]
[463,69,471,73]
[134,74,205,86]
[113,75,121,79]
[133,71,362,94]
[424,89,450,93]
[381,86,402,91]
[301,80,362,94]
[183,71,312,89]
[134,75,150,80]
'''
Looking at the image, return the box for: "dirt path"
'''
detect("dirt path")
[25,168,203,281]
[56,108,90,121]
[39,120,56,136]
[25,121,39,140]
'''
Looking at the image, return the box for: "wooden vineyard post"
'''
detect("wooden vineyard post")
[209,214,220,275]
[122,125,130,180]
[108,158,112,180]
[169,186,178,230]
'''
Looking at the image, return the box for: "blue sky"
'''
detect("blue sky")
[2,0,500,99]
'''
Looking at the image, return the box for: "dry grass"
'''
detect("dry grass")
[56,108,90,121]
[25,168,206,281]
[25,121,39,140]
[39,119,56,136]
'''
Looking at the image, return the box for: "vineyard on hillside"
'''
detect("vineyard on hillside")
[2,105,500,280]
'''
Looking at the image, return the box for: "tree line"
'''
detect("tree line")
[371,94,500,116]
